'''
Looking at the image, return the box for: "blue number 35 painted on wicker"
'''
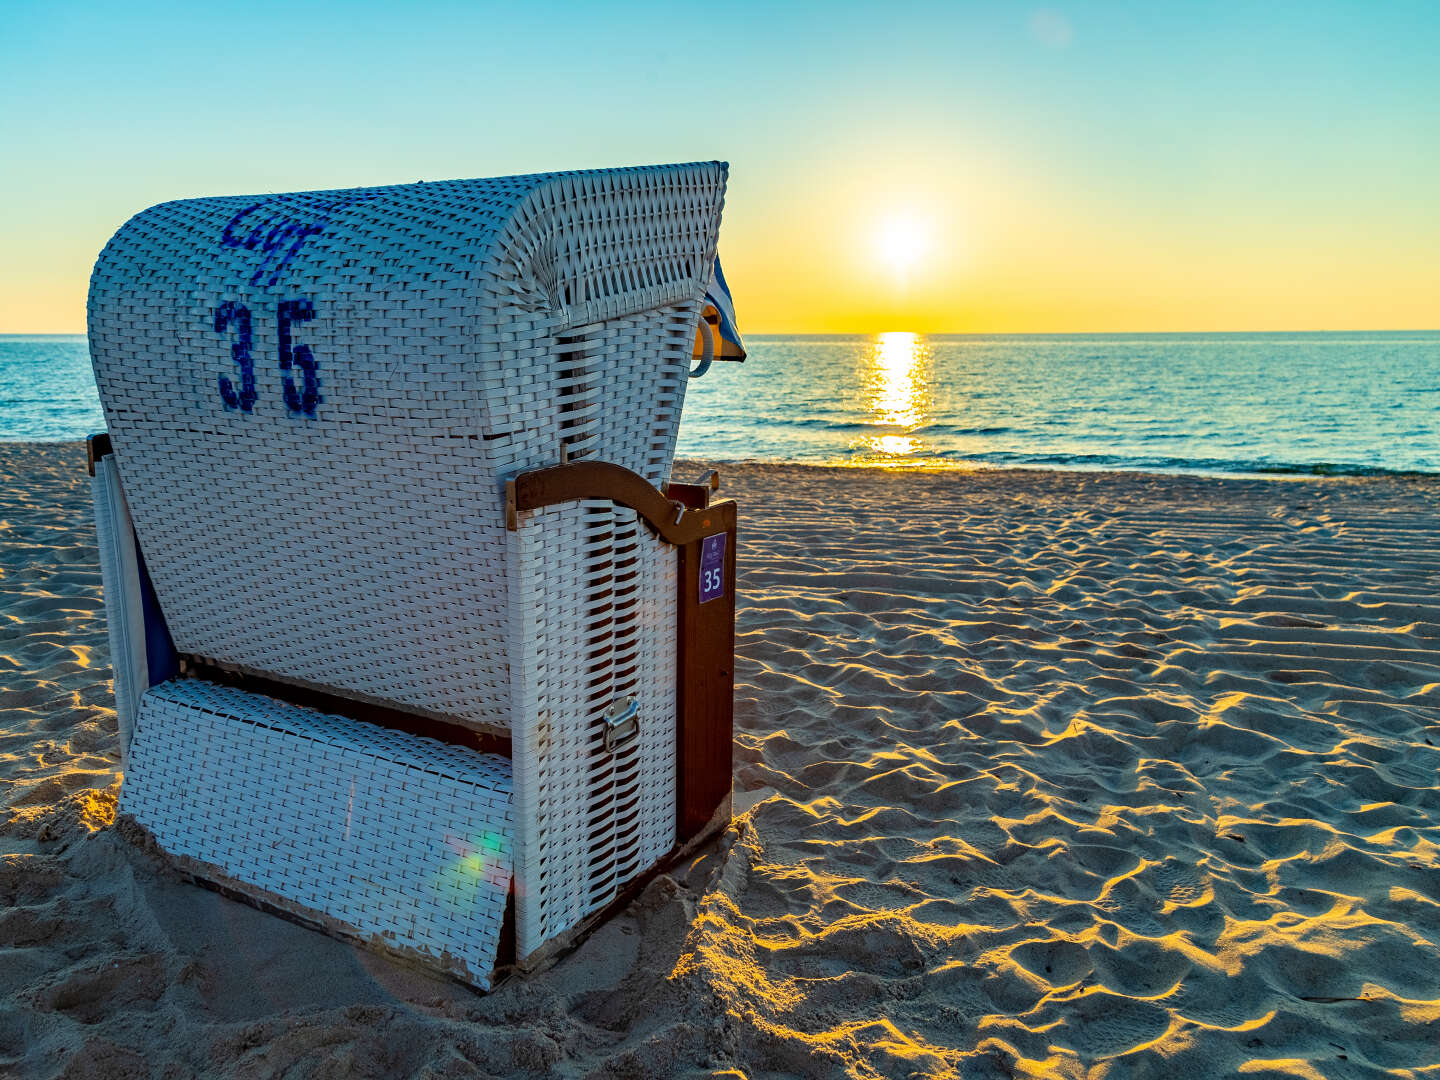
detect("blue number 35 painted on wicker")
[214,300,322,417]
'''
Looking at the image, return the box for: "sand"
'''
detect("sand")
[2,442,1437,1079]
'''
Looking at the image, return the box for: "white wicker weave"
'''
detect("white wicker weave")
[121,680,513,988]
[89,163,729,978]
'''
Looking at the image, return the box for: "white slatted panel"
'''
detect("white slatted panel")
[121,680,514,989]
[506,503,677,959]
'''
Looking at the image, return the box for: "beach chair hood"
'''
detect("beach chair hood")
[87,163,728,733]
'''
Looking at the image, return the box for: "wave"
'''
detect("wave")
[730,418,1021,437]
[912,423,1018,437]
[701,446,1438,478]
[948,451,1436,478]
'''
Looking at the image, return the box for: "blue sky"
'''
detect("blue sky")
[3,1,1438,331]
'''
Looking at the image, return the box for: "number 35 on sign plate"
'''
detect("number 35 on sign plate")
[699,533,726,603]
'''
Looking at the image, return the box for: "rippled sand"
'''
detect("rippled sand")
[3,444,1437,1078]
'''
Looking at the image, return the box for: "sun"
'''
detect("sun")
[874,212,932,278]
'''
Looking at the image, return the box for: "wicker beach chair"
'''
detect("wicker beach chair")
[87,163,740,988]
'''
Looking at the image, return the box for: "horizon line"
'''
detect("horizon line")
[5,326,1440,338]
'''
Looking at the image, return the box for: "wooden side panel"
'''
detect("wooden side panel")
[676,501,737,841]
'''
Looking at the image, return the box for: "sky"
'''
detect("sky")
[2,0,1438,334]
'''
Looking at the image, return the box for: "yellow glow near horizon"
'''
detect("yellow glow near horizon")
[710,138,1440,333]
[4,150,1440,335]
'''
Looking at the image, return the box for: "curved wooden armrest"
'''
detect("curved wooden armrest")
[507,461,733,545]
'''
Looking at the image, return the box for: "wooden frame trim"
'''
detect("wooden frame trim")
[508,461,735,546]
[177,656,513,757]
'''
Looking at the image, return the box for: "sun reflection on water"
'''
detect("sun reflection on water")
[854,331,935,463]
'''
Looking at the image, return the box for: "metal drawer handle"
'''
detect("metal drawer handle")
[603,697,639,753]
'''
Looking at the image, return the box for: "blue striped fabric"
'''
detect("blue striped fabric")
[704,254,746,360]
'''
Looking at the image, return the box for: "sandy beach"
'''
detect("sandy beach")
[2,441,1437,1078]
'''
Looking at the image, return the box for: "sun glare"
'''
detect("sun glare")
[874,213,932,279]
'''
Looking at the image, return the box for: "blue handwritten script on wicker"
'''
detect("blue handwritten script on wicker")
[90,162,730,965]
[221,191,382,287]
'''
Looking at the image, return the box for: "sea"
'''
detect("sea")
[3,331,1437,477]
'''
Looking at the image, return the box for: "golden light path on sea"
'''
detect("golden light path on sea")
[858,331,933,460]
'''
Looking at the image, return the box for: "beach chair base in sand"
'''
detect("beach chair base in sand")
[92,440,735,989]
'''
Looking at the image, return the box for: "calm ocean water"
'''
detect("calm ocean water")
[3,332,1437,476]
